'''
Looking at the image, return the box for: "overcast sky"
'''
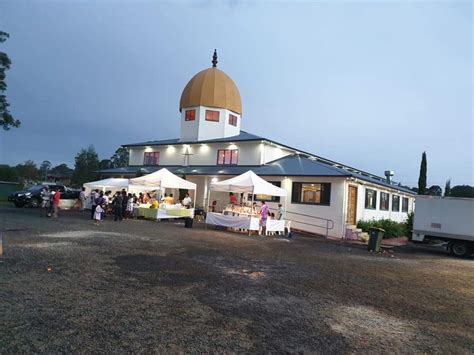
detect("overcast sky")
[0,0,472,187]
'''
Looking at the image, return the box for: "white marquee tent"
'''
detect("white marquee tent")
[210,170,287,196]
[83,178,130,191]
[129,168,197,190]
[206,170,287,234]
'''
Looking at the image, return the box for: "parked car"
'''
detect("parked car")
[8,184,80,208]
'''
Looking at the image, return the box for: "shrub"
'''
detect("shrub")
[357,218,406,239]
[404,212,414,240]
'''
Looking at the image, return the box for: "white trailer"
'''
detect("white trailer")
[412,196,474,257]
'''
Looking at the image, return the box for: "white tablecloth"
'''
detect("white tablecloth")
[206,213,285,233]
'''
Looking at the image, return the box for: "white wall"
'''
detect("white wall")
[280,176,347,238]
[129,141,264,167]
[180,106,241,142]
[352,182,415,223]
[262,143,293,164]
[193,174,347,238]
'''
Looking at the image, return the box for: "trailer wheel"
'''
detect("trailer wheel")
[449,242,471,258]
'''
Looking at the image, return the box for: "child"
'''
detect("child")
[94,204,104,225]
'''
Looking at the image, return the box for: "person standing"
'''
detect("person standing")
[182,193,192,208]
[277,204,285,220]
[90,189,99,220]
[94,204,104,226]
[113,192,123,221]
[126,193,134,219]
[259,201,269,236]
[40,186,51,217]
[51,188,61,218]
[121,190,128,219]
[79,187,87,211]
[229,192,237,205]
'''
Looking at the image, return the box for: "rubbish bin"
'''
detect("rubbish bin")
[184,217,193,228]
[368,227,385,252]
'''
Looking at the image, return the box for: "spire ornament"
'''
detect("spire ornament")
[212,49,218,67]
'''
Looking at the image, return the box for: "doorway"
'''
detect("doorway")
[346,185,358,225]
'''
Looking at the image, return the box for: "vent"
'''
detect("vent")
[384,170,394,184]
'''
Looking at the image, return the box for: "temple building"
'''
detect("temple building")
[100,51,415,238]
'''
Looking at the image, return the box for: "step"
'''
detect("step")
[345,224,358,230]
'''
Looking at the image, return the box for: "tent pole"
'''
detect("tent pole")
[250,187,254,236]
[205,186,211,229]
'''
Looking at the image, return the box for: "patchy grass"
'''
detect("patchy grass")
[0,206,473,353]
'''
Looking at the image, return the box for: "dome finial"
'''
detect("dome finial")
[212,49,218,67]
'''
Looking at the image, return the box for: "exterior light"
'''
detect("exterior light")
[211,177,218,183]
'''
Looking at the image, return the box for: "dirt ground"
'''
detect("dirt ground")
[1,205,473,353]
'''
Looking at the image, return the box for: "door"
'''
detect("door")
[346,185,358,225]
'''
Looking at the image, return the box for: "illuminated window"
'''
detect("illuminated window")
[229,114,238,126]
[365,189,377,209]
[217,149,238,165]
[291,182,331,206]
[392,195,400,211]
[185,109,196,121]
[143,151,160,165]
[380,192,389,211]
[402,197,409,212]
[205,110,220,122]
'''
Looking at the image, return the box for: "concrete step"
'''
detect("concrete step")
[345,224,358,230]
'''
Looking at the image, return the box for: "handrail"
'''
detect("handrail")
[269,207,334,238]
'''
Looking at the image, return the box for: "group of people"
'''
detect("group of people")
[78,188,193,225]
[39,186,62,218]
[227,192,286,235]
[85,189,137,225]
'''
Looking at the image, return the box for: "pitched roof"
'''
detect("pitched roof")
[99,155,415,195]
[123,131,263,147]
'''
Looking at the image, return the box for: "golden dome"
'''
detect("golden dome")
[179,66,242,115]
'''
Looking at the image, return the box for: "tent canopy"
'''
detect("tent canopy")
[210,170,287,196]
[83,178,129,190]
[129,168,196,190]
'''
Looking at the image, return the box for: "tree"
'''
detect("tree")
[450,185,474,198]
[110,147,129,168]
[444,179,451,197]
[39,160,52,180]
[0,164,19,182]
[0,31,20,130]
[71,145,100,186]
[99,159,112,170]
[427,185,442,196]
[417,151,427,195]
[15,160,39,181]
[50,163,73,176]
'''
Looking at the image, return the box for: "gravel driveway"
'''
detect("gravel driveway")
[1,206,473,353]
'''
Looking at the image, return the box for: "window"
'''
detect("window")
[380,192,389,211]
[254,181,281,202]
[365,189,377,209]
[143,151,160,165]
[217,149,238,165]
[402,197,409,212]
[229,114,238,126]
[205,110,220,122]
[185,109,196,121]
[291,182,331,205]
[392,195,400,212]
